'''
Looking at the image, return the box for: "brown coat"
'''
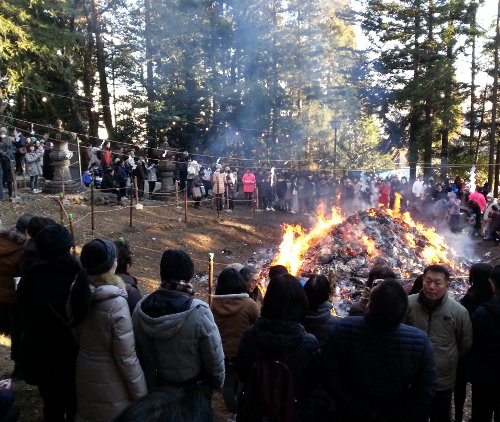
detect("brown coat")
[74,274,147,422]
[0,229,26,304]
[211,293,260,357]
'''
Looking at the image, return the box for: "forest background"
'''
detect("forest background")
[0,0,499,190]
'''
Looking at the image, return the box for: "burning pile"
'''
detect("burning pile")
[271,202,469,315]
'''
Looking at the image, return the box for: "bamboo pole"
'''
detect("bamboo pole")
[208,253,214,306]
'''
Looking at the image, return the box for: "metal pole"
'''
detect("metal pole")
[208,253,214,306]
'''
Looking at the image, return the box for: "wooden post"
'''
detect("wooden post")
[217,177,220,219]
[134,176,139,203]
[226,185,230,210]
[184,184,188,223]
[253,191,256,218]
[255,186,259,210]
[208,253,214,306]
[129,179,133,228]
[90,181,95,235]
[175,180,180,208]
[58,193,64,225]
[10,164,18,198]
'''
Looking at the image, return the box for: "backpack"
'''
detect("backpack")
[238,354,299,422]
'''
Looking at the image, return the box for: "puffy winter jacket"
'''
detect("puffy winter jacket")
[303,301,337,347]
[24,151,43,176]
[406,292,472,391]
[74,275,147,422]
[322,316,436,422]
[210,293,260,358]
[132,289,225,391]
[212,171,226,195]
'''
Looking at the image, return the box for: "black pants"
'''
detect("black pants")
[215,194,223,211]
[137,179,145,199]
[244,192,253,205]
[454,355,471,422]
[472,382,500,422]
[38,372,76,422]
[429,389,452,422]
[148,181,156,196]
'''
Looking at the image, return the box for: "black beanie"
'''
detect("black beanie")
[160,249,194,283]
[35,224,73,257]
[80,239,116,276]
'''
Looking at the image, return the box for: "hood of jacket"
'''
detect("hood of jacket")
[90,273,127,303]
[134,289,201,341]
[304,301,334,328]
[252,318,307,358]
[211,293,250,318]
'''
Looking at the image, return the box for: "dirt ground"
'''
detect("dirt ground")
[0,190,494,421]
[0,192,312,421]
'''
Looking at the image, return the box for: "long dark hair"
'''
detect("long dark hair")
[215,268,247,295]
[464,263,493,311]
[261,274,308,322]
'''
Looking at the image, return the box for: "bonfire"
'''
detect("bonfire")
[270,194,469,315]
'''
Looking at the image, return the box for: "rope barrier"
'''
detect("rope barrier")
[3,113,497,172]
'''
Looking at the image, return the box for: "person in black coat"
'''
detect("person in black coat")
[236,274,321,420]
[470,265,500,422]
[455,263,493,422]
[322,279,436,422]
[101,167,121,202]
[17,224,80,422]
[303,274,337,347]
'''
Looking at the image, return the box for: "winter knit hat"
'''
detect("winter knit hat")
[35,224,73,257]
[160,249,194,283]
[80,239,116,275]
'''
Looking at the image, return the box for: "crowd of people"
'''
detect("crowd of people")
[0,213,499,421]
[1,126,498,242]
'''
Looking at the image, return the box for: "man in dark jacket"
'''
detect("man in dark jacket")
[322,279,436,422]
[470,264,500,421]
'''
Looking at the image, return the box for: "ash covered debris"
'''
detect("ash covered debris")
[289,208,470,315]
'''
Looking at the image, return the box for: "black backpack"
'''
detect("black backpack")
[238,354,299,422]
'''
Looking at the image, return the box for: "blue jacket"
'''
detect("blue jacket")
[322,316,436,422]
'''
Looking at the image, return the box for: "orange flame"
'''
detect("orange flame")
[360,235,380,258]
[272,205,344,275]
[393,192,401,214]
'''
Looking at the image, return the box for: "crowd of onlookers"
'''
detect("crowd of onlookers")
[1,126,499,241]
[0,213,499,421]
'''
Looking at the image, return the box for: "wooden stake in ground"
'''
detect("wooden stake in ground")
[208,252,214,306]
[226,185,230,210]
[60,168,65,199]
[58,193,64,225]
[129,181,134,228]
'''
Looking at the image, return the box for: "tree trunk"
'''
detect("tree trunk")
[474,85,488,164]
[144,0,156,148]
[90,0,114,141]
[491,0,500,193]
[470,1,477,157]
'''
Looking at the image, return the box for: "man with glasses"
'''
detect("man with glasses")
[406,265,472,422]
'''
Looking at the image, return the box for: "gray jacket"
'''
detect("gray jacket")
[406,292,472,391]
[24,151,43,176]
[74,278,147,422]
[133,289,225,391]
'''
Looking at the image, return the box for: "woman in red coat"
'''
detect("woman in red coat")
[378,180,391,207]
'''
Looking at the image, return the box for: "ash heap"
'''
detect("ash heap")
[272,206,470,315]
